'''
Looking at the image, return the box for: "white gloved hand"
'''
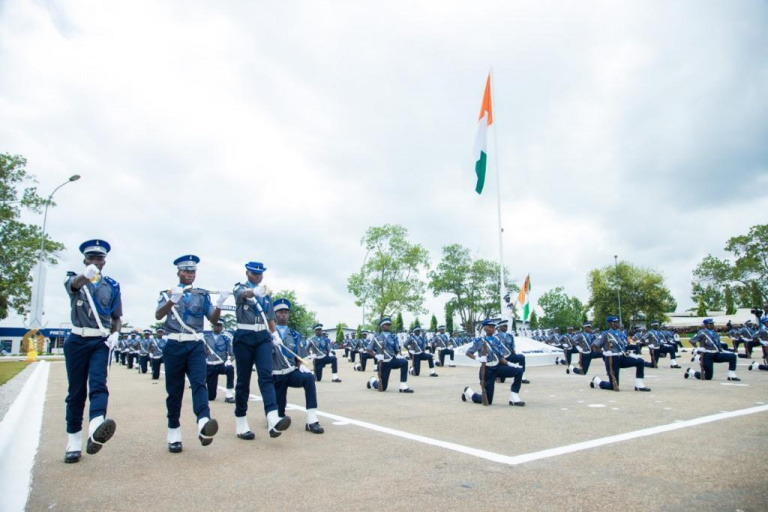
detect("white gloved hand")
[215,291,231,308]
[105,332,119,349]
[253,284,267,298]
[476,355,488,363]
[83,264,99,280]
[299,365,312,374]
[396,354,406,360]
[374,354,385,362]
[224,360,233,367]
[169,287,184,304]
[271,332,281,346]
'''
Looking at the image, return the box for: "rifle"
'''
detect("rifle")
[251,297,314,370]
[480,342,489,406]
[370,335,387,393]
[605,332,620,392]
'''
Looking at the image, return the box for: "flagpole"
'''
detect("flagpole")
[490,67,507,321]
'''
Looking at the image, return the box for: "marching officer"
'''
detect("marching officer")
[271,298,324,434]
[204,321,236,403]
[461,319,525,406]
[406,327,438,377]
[366,317,414,393]
[138,329,151,374]
[231,261,290,440]
[126,332,138,369]
[155,255,226,453]
[307,324,342,382]
[62,239,121,463]
[685,318,740,381]
[589,316,651,392]
[148,328,166,380]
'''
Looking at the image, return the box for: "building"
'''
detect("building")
[0,327,72,356]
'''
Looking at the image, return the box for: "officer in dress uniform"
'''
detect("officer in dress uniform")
[125,332,138,369]
[138,329,151,374]
[461,319,525,406]
[357,331,377,372]
[589,316,651,392]
[231,261,290,440]
[149,328,166,380]
[118,334,128,365]
[497,320,530,384]
[204,321,236,403]
[748,318,768,371]
[155,255,225,453]
[63,239,121,463]
[113,332,122,365]
[406,327,438,377]
[307,324,342,382]
[566,322,600,376]
[684,318,741,381]
[366,317,414,393]
[433,325,456,368]
[271,298,324,434]
[642,321,681,369]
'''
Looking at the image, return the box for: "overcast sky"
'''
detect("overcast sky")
[1,0,767,331]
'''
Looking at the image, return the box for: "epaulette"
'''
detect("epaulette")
[104,276,120,290]
[66,270,77,277]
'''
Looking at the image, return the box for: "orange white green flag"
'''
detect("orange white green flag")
[473,73,493,194]
[518,274,531,322]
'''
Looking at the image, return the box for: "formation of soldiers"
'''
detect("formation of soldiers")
[60,238,768,463]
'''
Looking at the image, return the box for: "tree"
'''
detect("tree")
[356,325,362,338]
[219,313,237,330]
[0,154,66,320]
[150,321,166,330]
[538,287,584,331]
[272,289,318,338]
[428,244,518,335]
[724,285,736,315]
[335,323,346,345]
[430,314,438,332]
[690,282,724,311]
[696,297,707,317]
[587,260,677,329]
[529,309,539,329]
[347,225,430,326]
[409,317,421,331]
[394,312,404,332]
[445,303,454,333]
[692,224,768,308]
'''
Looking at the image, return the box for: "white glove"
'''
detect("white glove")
[374,354,385,362]
[224,360,233,367]
[169,287,184,304]
[253,284,268,298]
[215,291,231,308]
[105,332,119,349]
[271,332,281,346]
[476,355,488,363]
[299,365,313,374]
[396,354,406,360]
[83,264,99,279]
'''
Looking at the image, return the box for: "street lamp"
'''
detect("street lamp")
[360,247,372,328]
[29,174,81,329]
[614,255,623,328]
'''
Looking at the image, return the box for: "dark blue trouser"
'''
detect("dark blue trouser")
[564,347,574,365]
[163,340,210,429]
[499,353,526,382]
[114,350,121,363]
[206,363,235,400]
[151,356,163,379]
[274,370,317,416]
[127,352,135,369]
[598,354,644,390]
[314,355,338,381]
[120,351,126,365]
[411,353,434,375]
[360,352,375,372]
[573,351,599,375]
[438,349,454,366]
[349,350,357,363]
[649,344,677,366]
[64,334,110,434]
[471,364,523,404]
[233,330,277,417]
[139,355,149,374]
[373,357,408,391]
[694,352,738,380]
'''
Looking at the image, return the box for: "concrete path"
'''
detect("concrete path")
[25,354,768,511]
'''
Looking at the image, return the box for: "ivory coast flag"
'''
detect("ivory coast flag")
[518,274,531,322]
[473,73,493,194]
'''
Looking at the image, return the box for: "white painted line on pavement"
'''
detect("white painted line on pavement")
[0,361,51,512]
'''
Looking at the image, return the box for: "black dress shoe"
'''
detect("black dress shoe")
[634,386,651,392]
[461,386,469,402]
[305,422,324,434]
[429,373,438,377]
[198,419,219,446]
[224,397,236,403]
[727,376,741,381]
[509,400,526,406]
[522,378,530,384]
[399,388,414,393]
[86,419,116,455]
[168,442,183,453]
[64,451,81,463]
[237,431,255,440]
[332,378,342,383]
[269,416,292,438]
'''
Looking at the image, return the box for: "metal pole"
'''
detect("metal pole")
[490,68,507,319]
[361,247,372,328]
[29,175,80,328]
[614,255,623,328]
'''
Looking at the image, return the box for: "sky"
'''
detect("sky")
[1,0,767,331]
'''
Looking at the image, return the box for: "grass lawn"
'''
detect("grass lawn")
[0,361,32,386]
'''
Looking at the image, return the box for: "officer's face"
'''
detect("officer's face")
[156,331,164,338]
[213,324,222,334]
[247,271,263,285]
[84,254,106,271]
[609,321,619,330]
[178,269,196,285]
[585,327,593,333]
[483,325,495,336]
[381,323,391,332]
[275,309,289,325]
[499,325,508,332]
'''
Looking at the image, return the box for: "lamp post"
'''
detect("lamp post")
[614,255,623,328]
[29,174,81,330]
[360,247,372,328]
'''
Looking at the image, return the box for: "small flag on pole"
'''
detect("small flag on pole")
[518,275,531,322]
[473,73,493,194]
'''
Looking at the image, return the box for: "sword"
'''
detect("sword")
[81,283,114,374]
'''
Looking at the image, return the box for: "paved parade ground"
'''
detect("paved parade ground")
[8,356,768,511]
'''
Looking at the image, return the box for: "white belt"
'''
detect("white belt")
[207,361,223,366]
[273,366,295,375]
[237,323,267,332]
[603,351,623,357]
[71,326,107,338]
[167,333,203,341]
